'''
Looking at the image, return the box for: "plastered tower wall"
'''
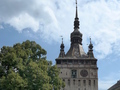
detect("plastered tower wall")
[57,60,98,90]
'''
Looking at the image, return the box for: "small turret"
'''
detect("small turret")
[87,38,94,58]
[59,37,65,57]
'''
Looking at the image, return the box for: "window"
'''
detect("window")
[85,61,89,64]
[89,80,91,86]
[83,80,86,86]
[78,80,80,86]
[79,61,84,64]
[57,61,61,64]
[94,80,95,86]
[68,60,73,64]
[63,60,67,64]
[74,60,78,64]
[91,61,96,65]
[71,70,77,78]
[68,79,70,86]
[73,80,75,85]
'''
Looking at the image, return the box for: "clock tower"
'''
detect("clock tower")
[56,1,98,90]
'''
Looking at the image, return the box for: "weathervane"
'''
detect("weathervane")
[76,0,77,6]
[90,36,92,44]
[75,0,78,19]
[60,36,63,44]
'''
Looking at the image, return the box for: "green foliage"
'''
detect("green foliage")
[0,70,27,90]
[0,40,64,90]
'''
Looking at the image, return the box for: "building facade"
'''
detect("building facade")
[56,1,98,90]
[108,80,120,90]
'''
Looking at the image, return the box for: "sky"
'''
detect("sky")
[0,0,120,90]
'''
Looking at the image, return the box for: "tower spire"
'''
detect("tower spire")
[71,0,82,45]
[74,0,79,29]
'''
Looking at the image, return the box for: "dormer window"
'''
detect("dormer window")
[57,61,61,64]
[68,60,73,64]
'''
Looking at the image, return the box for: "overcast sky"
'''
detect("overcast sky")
[0,0,120,90]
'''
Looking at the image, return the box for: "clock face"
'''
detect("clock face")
[80,70,88,77]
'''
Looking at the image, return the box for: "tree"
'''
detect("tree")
[0,40,65,90]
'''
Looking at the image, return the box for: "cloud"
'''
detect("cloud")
[0,0,34,20]
[7,13,39,32]
[78,0,120,59]
[0,0,120,59]
[0,0,61,42]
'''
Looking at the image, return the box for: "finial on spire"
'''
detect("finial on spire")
[74,0,79,29]
[60,36,63,44]
[75,0,78,18]
[76,0,77,6]
[90,37,92,44]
